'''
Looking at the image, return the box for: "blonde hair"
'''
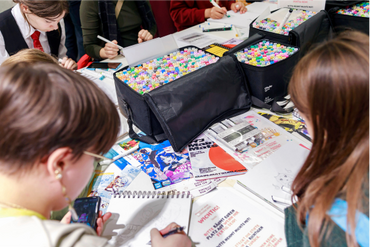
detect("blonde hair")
[1,49,58,67]
[289,31,369,247]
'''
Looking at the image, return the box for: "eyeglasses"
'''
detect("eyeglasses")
[83,151,113,162]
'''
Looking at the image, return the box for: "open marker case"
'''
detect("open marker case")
[249,8,331,55]
[224,33,300,113]
[114,46,252,151]
[326,1,369,35]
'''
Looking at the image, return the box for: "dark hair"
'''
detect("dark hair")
[0,63,120,175]
[14,0,68,19]
[289,31,369,247]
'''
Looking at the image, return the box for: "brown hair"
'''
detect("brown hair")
[0,63,120,175]
[1,49,58,67]
[14,0,68,19]
[289,31,369,247]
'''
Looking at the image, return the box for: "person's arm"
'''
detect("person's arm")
[80,0,104,60]
[170,0,207,31]
[220,0,234,10]
[0,31,10,65]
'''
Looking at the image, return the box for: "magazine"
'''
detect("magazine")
[258,112,311,142]
[188,134,247,180]
[129,140,193,190]
[103,137,140,161]
[205,111,309,169]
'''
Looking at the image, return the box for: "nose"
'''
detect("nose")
[50,22,58,30]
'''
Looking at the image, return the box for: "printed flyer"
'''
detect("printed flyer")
[189,188,286,247]
[130,140,193,189]
[188,134,247,180]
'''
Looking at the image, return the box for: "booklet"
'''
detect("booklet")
[205,111,310,169]
[189,188,286,247]
[188,133,247,180]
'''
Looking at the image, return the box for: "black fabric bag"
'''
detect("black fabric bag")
[114,55,252,152]
[327,1,369,35]
[225,33,299,113]
[249,9,331,55]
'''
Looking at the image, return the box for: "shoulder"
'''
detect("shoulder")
[0,216,112,247]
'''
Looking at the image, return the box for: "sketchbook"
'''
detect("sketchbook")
[189,188,286,247]
[101,191,192,247]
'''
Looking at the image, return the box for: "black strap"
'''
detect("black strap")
[251,96,293,113]
[126,106,159,144]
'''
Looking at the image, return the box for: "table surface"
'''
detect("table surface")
[85,0,311,223]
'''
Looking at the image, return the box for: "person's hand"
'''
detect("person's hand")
[138,29,153,43]
[60,210,112,236]
[96,211,112,236]
[205,6,227,19]
[59,57,77,70]
[60,211,72,224]
[150,222,192,247]
[100,40,119,59]
[231,2,247,13]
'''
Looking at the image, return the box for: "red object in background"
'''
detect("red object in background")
[150,1,177,37]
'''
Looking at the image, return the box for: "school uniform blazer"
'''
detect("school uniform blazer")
[170,0,233,31]
[0,3,67,65]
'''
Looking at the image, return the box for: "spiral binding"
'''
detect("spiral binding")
[113,190,191,199]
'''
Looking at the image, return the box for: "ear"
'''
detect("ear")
[20,3,30,14]
[43,147,73,179]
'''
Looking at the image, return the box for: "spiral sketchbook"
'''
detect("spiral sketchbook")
[101,191,192,247]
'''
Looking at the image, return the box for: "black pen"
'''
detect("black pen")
[147,226,185,245]
[202,27,232,32]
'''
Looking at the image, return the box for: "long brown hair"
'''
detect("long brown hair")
[14,0,68,19]
[289,31,369,247]
[0,63,120,175]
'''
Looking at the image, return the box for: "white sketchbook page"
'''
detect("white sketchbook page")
[102,194,192,247]
[189,188,286,247]
[237,141,309,212]
[207,2,278,28]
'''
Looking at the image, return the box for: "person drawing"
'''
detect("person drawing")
[285,31,369,247]
[170,0,248,31]
[0,0,77,70]
[80,0,157,60]
[0,63,191,247]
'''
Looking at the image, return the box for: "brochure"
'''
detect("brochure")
[188,133,247,180]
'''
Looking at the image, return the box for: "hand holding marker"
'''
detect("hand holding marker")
[97,35,124,55]
[147,226,186,245]
[210,0,230,18]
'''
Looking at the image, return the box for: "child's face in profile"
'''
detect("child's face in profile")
[22,5,65,32]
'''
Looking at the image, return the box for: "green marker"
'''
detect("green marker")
[209,0,230,18]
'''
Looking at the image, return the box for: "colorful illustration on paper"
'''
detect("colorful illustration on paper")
[131,140,192,189]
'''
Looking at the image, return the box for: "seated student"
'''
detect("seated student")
[0,63,191,247]
[80,0,157,60]
[286,31,369,246]
[0,0,77,70]
[170,0,247,31]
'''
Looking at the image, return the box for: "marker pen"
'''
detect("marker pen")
[203,27,232,32]
[210,0,230,18]
[276,8,293,32]
[147,226,186,245]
